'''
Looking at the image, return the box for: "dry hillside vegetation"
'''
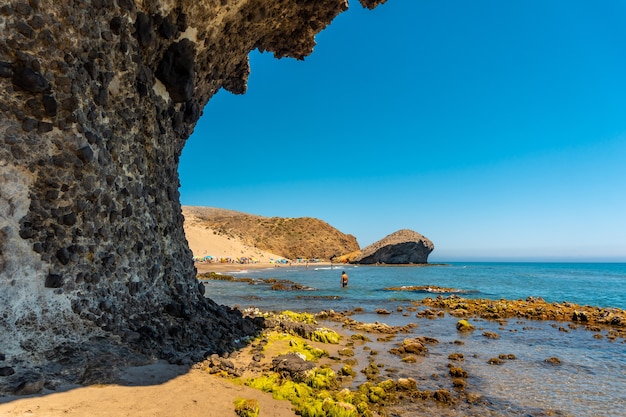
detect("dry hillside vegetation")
[182,206,359,260]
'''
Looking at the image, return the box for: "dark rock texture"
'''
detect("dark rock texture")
[353,229,434,264]
[0,0,385,394]
[272,353,316,382]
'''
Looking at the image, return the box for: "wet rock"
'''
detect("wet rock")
[361,362,381,380]
[419,296,626,339]
[433,388,454,404]
[499,354,516,360]
[572,310,588,322]
[338,364,356,377]
[452,378,467,390]
[544,357,562,365]
[338,348,354,357]
[448,365,468,378]
[456,319,475,332]
[416,308,445,318]
[396,377,417,391]
[345,319,414,335]
[402,341,427,355]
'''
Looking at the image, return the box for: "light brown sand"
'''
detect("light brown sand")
[194,260,334,274]
[184,213,284,262]
[0,363,297,417]
[184,208,344,273]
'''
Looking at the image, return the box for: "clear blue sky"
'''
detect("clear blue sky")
[179,0,626,262]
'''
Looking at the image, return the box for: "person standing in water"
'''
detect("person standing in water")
[341,271,348,287]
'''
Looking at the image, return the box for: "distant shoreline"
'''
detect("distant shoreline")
[195,261,332,273]
[194,261,448,274]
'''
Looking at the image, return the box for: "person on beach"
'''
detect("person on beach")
[341,271,348,287]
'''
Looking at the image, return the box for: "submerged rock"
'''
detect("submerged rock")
[419,296,626,336]
[544,357,562,365]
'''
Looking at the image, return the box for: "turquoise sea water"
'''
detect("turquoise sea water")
[203,262,626,312]
[202,263,626,417]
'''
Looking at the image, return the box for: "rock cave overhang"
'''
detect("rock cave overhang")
[0,0,391,394]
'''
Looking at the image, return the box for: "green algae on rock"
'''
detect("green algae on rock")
[234,398,260,417]
[310,328,342,344]
[455,319,475,332]
[419,296,626,336]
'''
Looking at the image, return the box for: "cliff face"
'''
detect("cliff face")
[0,0,385,393]
[353,229,435,264]
[183,206,359,260]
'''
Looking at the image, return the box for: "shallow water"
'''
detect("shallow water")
[205,262,626,311]
[203,263,626,416]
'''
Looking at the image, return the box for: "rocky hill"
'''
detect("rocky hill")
[338,229,434,264]
[182,206,360,260]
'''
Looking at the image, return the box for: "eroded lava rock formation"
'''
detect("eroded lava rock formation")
[353,229,435,264]
[0,0,386,393]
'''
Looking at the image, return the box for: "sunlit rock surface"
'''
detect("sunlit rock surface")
[353,229,435,264]
[0,0,385,393]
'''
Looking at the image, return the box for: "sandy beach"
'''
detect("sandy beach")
[0,311,355,417]
[185,216,337,273]
[0,363,297,417]
[194,260,334,274]
[184,212,285,263]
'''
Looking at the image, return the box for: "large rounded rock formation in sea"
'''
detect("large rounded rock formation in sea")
[353,229,435,264]
[0,0,386,393]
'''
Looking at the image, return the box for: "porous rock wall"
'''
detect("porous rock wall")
[0,0,385,393]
